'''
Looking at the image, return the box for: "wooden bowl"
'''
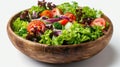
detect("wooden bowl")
[7,11,113,64]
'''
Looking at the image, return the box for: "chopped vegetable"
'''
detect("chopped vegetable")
[82,6,102,18]
[20,10,30,21]
[32,11,39,19]
[45,18,61,23]
[27,20,45,35]
[53,22,62,29]
[65,22,72,30]
[57,1,79,15]
[40,10,53,18]
[29,6,46,14]
[64,12,76,21]
[53,30,62,36]
[79,6,103,22]
[52,8,62,17]
[60,15,70,20]
[105,21,110,30]
[38,0,56,10]
[13,18,28,38]
[45,24,53,29]
[90,26,104,40]
[59,19,69,25]
[90,18,106,29]
[39,30,53,45]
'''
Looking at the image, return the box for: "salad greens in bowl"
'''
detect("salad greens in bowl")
[7,0,113,63]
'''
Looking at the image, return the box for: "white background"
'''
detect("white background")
[0,0,120,67]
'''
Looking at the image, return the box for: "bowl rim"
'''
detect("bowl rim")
[7,10,113,48]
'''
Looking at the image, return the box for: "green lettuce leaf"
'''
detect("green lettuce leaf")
[13,18,28,38]
[29,6,46,14]
[39,22,103,46]
[57,1,79,15]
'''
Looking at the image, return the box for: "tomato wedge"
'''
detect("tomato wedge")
[40,10,53,18]
[59,19,69,26]
[64,12,76,22]
[27,20,45,34]
[52,8,62,17]
[90,18,106,28]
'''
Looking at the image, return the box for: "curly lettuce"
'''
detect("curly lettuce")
[29,6,46,14]
[13,18,28,38]
[79,6,103,22]
[57,1,79,15]
[39,22,103,46]
[39,30,53,45]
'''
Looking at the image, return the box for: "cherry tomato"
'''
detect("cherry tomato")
[59,19,69,25]
[90,18,106,28]
[52,8,62,17]
[40,10,53,18]
[64,12,76,21]
[27,20,45,34]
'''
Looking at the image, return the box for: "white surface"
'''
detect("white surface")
[0,0,120,67]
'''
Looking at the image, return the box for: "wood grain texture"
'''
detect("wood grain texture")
[7,11,113,64]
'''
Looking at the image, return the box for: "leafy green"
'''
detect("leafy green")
[106,22,109,27]
[57,1,79,15]
[29,6,46,14]
[82,6,102,18]
[12,1,105,46]
[39,30,53,45]
[105,22,110,30]
[53,22,62,29]
[79,6,102,22]
[65,22,72,30]
[90,26,103,40]
[39,22,103,46]
[57,3,103,23]
[13,18,28,38]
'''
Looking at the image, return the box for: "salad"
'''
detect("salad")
[12,1,109,46]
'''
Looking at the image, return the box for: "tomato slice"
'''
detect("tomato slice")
[52,8,62,17]
[64,12,76,22]
[59,19,69,26]
[27,20,45,34]
[40,10,53,18]
[90,18,106,28]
